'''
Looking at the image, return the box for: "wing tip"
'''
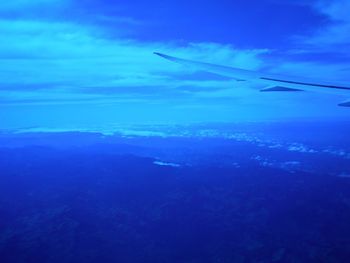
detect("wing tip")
[154,52,170,59]
[154,52,182,65]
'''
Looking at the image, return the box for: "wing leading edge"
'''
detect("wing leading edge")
[154,52,350,106]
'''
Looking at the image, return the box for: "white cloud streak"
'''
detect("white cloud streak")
[0,17,269,105]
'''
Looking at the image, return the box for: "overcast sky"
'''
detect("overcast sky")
[1,0,350,129]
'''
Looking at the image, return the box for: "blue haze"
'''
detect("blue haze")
[1,1,350,262]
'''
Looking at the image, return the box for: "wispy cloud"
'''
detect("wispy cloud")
[1,0,350,128]
[295,0,350,52]
[0,14,269,106]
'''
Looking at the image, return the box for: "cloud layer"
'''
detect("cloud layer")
[0,0,350,127]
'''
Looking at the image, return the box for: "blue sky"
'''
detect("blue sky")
[1,0,350,129]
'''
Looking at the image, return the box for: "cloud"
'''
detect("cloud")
[271,0,350,93]
[338,173,350,178]
[295,0,350,51]
[287,143,317,153]
[0,16,269,105]
[316,0,350,23]
[1,0,349,126]
[0,0,69,12]
[268,61,350,82]
[153,161,181,167]
[252,155,303,173]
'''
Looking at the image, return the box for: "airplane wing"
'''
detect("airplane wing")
[154,52,350,107]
